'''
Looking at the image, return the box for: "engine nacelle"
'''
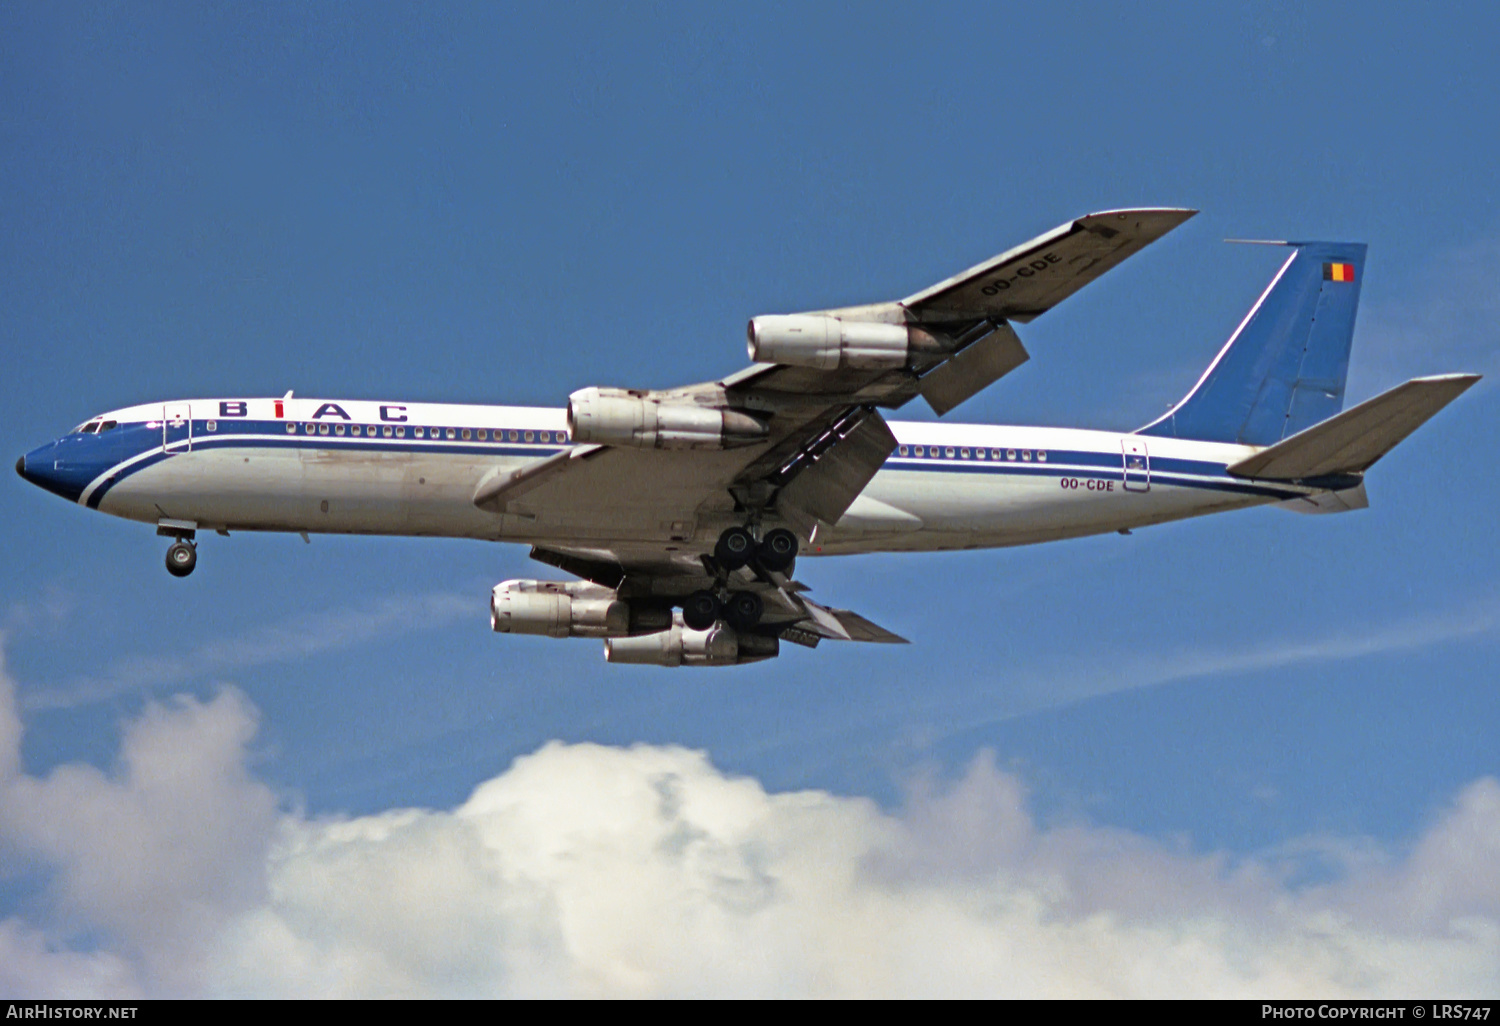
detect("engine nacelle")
[567,388,767,451]
[604,621,780,667]
[747,315,940,371]
[491,579,630,639]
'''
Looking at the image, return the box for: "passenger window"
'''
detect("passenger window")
[898,446,908,456]
[305,423,316,434]
[1006,449,1016,460]
[1022,450,1031,461]
[462,429,472,440]
[975,448,985,459]
[559,431,569,443]
[413,427,423,438]
[1037,450,1047,462]
[335,424,345,435]
[383,425,394,437]
[944,447,955,458]
[446,428,456,439]
[286,423,296,434]
[992,449,1003,460]
[960,448,970,458]
[477,429,487,441]
[396,426,405,437]
[524,431,534,442]
[318,424,329,435]
[207,421,218,432]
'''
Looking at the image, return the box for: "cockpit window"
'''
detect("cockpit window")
[78,421,101,434]
[99,421,117,432]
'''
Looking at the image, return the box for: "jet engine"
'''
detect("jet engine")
[746,314,941,371]
[567,388,767,450]
[604,619,780,667]
[491,580,628,638]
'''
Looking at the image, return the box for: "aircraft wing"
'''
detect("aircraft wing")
[475,209,1194,640]
[895,207,1198,325]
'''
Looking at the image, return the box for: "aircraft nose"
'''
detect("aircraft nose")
[15,441,90,503]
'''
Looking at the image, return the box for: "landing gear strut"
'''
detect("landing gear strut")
[165,540,197,577]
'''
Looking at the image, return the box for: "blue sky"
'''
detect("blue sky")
[1,3,1497,997]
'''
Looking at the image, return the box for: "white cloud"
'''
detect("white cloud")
[0,650,1496,998]
[0,652,280,994]
[0,919,142,999]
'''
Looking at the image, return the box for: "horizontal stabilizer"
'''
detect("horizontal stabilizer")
[1276,482,1369,515]
[1228,374,1480,480]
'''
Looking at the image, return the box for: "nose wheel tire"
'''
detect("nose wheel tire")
[682,590,722,631]
[723,591,764,631]
[755,528,798,573]
[714,527,756,570]
[165,541,197,578]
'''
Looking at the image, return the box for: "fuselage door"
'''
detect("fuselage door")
[1122,437,1150,492]
[163,403,192,453]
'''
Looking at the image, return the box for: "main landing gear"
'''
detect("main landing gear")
[681,526,800,630]
[711,526,798,574]
[682,588,765,631]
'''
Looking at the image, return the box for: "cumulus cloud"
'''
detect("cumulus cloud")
[0,650,1496,998]
[0,648,280,994]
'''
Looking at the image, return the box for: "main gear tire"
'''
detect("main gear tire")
[723,591,764,631]
[714,527,756,570]
[755,528,798,573]
[682,590,722,631]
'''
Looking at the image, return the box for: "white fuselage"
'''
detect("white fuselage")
[37,397,1316,556]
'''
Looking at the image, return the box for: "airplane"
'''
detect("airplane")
[16,208,1480,666]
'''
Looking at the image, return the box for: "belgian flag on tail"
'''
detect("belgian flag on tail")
[1324,261,1355,282]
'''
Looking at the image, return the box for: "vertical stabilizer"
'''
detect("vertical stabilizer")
[1139,241,1367,445]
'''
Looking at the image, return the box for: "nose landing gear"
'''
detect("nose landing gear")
[165,540,197,577]
[157,519,199,578]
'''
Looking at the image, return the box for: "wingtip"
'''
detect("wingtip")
[1085,206,1198,221]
